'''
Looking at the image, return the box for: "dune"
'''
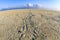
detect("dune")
[0,9,60,40]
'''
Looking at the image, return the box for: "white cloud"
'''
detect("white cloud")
[36,3,43,7]
[24,3,33,7]
[27,3,33,7]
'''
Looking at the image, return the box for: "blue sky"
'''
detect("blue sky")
[0,0,60,10]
